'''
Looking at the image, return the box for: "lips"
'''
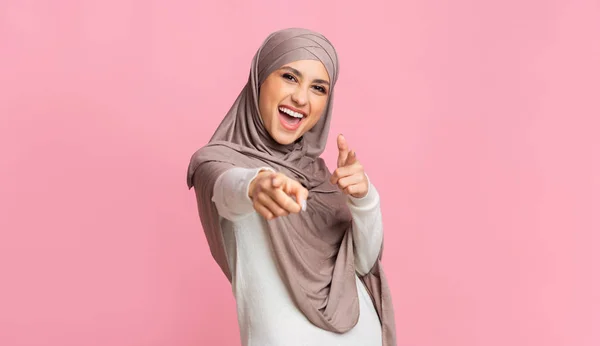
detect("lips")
[278,106,305,131]
[279,106,306,119]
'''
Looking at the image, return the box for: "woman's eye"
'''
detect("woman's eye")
[313,85,327,93]
[282,73,297,82]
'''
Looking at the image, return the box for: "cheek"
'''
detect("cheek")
[258,92,267,114]
[259,81,283,112]
[258,86,274,120]
[310,97,328,119]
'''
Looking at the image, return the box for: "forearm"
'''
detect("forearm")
[347,177,384,276]
[212,166,275,221]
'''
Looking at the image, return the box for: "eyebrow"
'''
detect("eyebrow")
[280,66,330,85]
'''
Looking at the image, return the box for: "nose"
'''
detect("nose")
[291,87,308,107]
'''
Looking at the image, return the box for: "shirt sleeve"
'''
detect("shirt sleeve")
[212,166,276,222]
[346,174,385,276]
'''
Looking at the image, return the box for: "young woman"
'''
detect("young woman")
[187,28,397,346]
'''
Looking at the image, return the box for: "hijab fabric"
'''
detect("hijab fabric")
[186,28,397,346]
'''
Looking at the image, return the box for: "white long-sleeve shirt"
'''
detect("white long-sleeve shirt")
[212,167,384,346]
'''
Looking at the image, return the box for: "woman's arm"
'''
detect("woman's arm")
[212,167,307,222]
[328,134,385,275]
[212,167,275,222]
[346,176,384,276]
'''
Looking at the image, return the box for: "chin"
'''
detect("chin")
[271,132,299,145]
[269,126,303,145]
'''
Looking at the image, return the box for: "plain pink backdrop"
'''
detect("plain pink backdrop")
[1,1,599,345]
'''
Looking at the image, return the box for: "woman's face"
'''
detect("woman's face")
[258,60,330,145]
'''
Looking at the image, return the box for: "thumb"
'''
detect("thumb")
[337,134,350,168]
[271,173,283,188]
[294,185,309,212]
[285,179,309,212]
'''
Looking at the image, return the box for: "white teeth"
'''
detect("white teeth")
[279,107,304,119]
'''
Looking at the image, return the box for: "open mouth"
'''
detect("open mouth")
[278,106,305,130]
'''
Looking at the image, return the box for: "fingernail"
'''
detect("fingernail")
[300,199,307,212]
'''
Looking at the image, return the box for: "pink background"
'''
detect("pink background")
[1,1,599,345]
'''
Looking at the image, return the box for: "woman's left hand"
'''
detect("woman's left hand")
[330,134,369,199]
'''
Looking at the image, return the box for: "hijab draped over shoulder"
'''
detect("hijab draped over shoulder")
[186,28,397,346]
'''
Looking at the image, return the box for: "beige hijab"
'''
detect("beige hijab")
[186,28,397,345]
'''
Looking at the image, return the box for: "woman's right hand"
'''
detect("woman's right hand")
[248,170,309,220]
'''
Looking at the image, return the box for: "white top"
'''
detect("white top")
[212,167,384,346]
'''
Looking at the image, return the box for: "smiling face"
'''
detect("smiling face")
[258,60,331,145]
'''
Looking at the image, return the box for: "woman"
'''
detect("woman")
[186,28,397,346]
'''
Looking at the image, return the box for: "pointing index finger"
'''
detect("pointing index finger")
[337,134,350,168]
